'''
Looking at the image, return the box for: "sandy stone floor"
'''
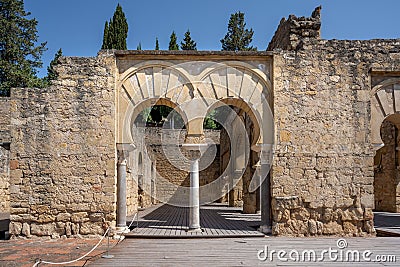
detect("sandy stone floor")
[0,237,118,267]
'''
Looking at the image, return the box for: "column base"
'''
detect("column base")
[115,226,130,234]
[186,227,203,233]
[258,225,272,234]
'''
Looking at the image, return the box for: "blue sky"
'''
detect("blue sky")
[24,0,400,77]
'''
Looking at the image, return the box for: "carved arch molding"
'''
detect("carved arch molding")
[116,60,274,148]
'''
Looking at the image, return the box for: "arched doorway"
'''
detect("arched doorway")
[371,80,400,213]
[116,59,274,233]
[374,115,400,212]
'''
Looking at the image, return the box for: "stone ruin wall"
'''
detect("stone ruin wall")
[0,97,11,212]
[9,54,118,238]
[267,6,321,51]
[143,127,220,204]
[374,120,400,212]
[4,6,400,239]
[271,7,400,235]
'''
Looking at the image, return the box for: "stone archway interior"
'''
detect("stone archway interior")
[374,114,400,212]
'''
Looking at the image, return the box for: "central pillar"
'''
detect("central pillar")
[189,157,200,230]
[117,156,127,228]
[116,143,135,231]
[258,144,273,234]
[253,162,261,214]
[182,143,208,232]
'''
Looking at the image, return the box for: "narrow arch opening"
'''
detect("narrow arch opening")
[202,101,261,214]
[374,114,400,213]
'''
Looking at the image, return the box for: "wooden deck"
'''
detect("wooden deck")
[374,212,400,236]
[125,204,264,238]
[92,237,400,266]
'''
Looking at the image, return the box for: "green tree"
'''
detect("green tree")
[0,0,47,96]
[180,29,197,50]
[220,11,256,51]
[137,42,142,50]
[101,3,128,50]
[101,21,109,49]
[44,48,62,83]
[168,31,179,50]
[155,38,160,50]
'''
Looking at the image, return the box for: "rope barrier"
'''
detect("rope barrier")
[32,212,140,266]
[32,227,110,267]
[115,212,138,245]
[127,212,138,229]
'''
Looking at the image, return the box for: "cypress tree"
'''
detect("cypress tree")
[155,38,160,50]
[220,11,256,51]
[45,48,62,83]
[0,0,47,96]
[137,42,142,50]
[101,21,109,49]
[112,4,128,50]
[168,31,179,50]
[180,30,197,50]
[101,3,128,50]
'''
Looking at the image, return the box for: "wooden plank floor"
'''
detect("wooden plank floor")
[374,212,400,236]
[92,237,400,266]
[125,204,264,238]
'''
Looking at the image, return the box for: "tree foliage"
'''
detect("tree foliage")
[44,48,62,83]
[220,11,256,51]
[180,30,197,50]
[137,42,142,50]
[0,0,47,96]
[101,4,128,50]
[155,37,159,50]
[168,31,179,50]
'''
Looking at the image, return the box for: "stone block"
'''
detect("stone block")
[79,222,104,235]
[291,207,310,221]
[89,212,104,222]
[21,223,31,237]
[272,196,301,210]
[9,222,22,235]
[31,223,56,236]
[56,213,71,222]
[308,219,317,235]
[343,221,357,235]
[71,212,88,223]
[322,221,343,235]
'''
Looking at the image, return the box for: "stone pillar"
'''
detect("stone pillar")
[259,144,273,234]
[253,162,261,214]
[189,157,200,230]
[182,143,208,232]
[116,143,135,231]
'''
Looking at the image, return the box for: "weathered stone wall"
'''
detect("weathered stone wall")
[0,145,9,212]
[9,54,117,238]
[272,37,400,236]
[374,120,400,212]
[267,6,321,51]
[0,98,11,143]
[0,97,11,212]
[143,127,220,204]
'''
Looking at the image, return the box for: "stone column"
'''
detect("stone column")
[182,143,208,232]
[259,144,273,234]
[253,162,261,214]
[116,143,135,231]
[189,156,200,230]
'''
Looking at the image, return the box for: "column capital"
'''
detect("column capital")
[116,143,136,152]
[116,143,136,164]
[182,143,209,160]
